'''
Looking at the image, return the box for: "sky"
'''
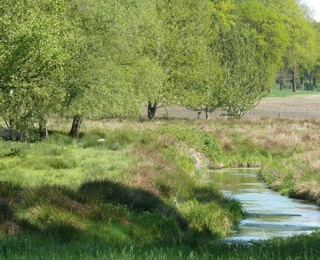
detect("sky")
[301,0,320,21]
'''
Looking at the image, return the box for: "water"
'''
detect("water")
[206,168,320,243]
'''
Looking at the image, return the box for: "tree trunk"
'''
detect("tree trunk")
[301,78,304,91]
[310,71,313,84]
[280,79,284,91]
[292,62,296,92]
[69,115,83,138]
[280,68,285,91]
[205,105,209,120]
[147,101,157,119]
[39,117,48,140]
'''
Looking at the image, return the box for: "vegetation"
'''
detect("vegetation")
[0,117,320,259]
[0,121,242,257]
[1,0,320,139]
[1,0,320,259]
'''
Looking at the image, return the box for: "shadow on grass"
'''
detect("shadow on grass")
[0,179,189,246]
[79,179,189,230]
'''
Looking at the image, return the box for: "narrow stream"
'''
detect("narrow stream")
[207,168,320,243]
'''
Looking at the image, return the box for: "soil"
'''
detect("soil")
[154,94,320,120]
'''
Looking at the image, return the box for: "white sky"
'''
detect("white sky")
[301,0,320,21]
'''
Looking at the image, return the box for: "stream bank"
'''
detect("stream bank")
[206,168,320,243]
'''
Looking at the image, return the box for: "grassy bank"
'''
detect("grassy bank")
[0,120,243,258]
[202,117,320,205]
[1,117,320,259]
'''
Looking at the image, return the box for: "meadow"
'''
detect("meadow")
[1,92,320,259]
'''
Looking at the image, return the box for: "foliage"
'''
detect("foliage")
[0,0,83,138]
[0,0,319,135]
[217,23,268,118]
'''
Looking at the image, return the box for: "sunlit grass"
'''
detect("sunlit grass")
[0,141,132,187]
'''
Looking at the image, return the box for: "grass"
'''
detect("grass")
[202,117,320,204]
[1,117,320,259]
[1,231,320,259]
[268,86,319,98]
[0,120,245,257]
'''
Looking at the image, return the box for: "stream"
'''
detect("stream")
[207,168,320,243]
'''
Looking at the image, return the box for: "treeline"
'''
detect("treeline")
[1,0,319,140]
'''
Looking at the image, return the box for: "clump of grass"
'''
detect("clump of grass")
[22,205,84,242]
[0,182,21,200]
[45,132,74,146]
[45,156,77,169]
[156,124,222,168]
[0,141,28,158]
[0,198,15,227]
[79,179,164,212]
[0,182,22,237]
[80,128,140,150]
[129,212,182,245]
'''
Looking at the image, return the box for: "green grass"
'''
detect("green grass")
[0,122,246,258]
[268,87,319,98]
[1,231,320,259]
[1,118,320,259]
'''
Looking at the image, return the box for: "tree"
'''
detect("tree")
[183,0,236,119]
[123,0,222,119]
[65,0,145,137]
[154,0,221,119]
[262,0,319,92]
[217,23,268,118]
[0,0,83,140]
[235,0,291,87]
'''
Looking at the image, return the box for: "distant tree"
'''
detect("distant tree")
[274,0,319,92]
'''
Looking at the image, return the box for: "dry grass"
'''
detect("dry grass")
[126,141,192,198]
[208,118,320,204]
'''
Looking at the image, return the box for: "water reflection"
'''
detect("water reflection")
[207,168,320,242]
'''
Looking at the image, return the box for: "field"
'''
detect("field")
[155,91,320,120]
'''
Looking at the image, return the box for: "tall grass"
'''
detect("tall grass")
[204,117,320,204]
[1,231,320,259]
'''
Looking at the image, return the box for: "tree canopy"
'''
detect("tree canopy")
[0,0,319,140]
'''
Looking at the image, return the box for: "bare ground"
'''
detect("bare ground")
[154,94,320,120]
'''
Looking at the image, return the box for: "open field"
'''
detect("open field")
[154,93,320,120]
